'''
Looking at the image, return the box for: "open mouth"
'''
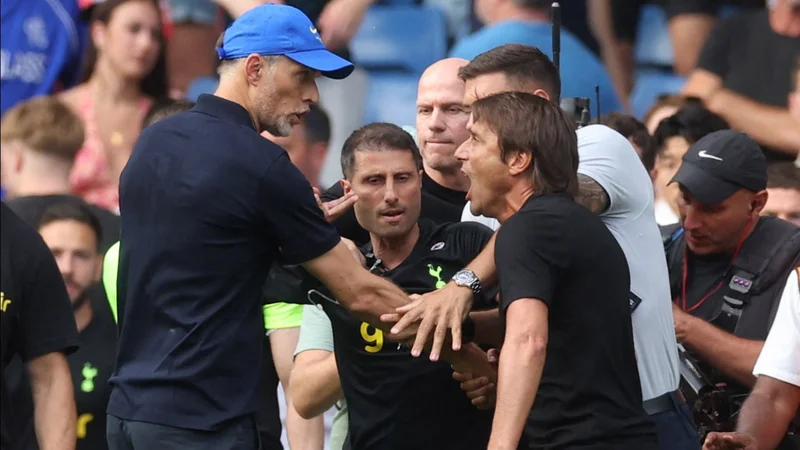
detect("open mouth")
[380,209,404,221]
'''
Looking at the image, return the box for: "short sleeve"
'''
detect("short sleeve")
[576,125,651,221]
[696,14,739,78]
[260,155,341,265]
[495,212,558,314]
[19,229,79,361]
[294,305,334,356]
[752,269,800,387]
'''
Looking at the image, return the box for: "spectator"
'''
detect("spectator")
[263,103,331,188]
[643,94,686,134]
[0,203,80,450]
[602,112,658,182]
[664,130,800,448]
[652,100,729,226]
[0,0,85,114]
[764,162,800,225]
[0,96,120,252]
[60,0,168,213]
[450,1,621,114]
[683,0,800,161]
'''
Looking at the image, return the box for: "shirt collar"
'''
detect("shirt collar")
[193,94,256,131]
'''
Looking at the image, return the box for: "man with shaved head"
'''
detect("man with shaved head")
[320,57,472,245]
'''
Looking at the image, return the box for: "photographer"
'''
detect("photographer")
[664,130,800,448]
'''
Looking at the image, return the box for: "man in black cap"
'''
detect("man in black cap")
[662,130,800,447]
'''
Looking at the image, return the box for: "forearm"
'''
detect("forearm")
[707,89,800,155]
[682,317,762,387]
[29,355,77,450]
[736,379,798,450]
[346,274,411,332]
[464,234,497,287]
[470,308,504,347]
[488,336,546,450]
[286,408,324,450]
[290,355,343,418]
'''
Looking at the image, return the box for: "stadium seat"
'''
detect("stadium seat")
[630,70,687,119]
[351,5,448,74]
[363,72,419,126]
[634,4,673,69]
[186,76,219,102]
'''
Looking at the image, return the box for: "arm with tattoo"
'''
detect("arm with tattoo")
[575,174,610,214]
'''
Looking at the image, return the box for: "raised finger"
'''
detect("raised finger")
[410,312,436,357]
[429,312,449,361]
[449,311,462,351]
[394,296,423,313]
[390,305,423,334]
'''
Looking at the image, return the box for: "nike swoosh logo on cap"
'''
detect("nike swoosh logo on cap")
[698,150,723,161]
[310,26,318,34]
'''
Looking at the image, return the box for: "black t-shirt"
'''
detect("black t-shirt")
[108,94,341,431]
[319,220,494,450]
[322,172,467,246]
[494,194,658,450]
[696,9,800,162]
[5,194,120,253]
[6,293,119,450]
[0,203,80,449]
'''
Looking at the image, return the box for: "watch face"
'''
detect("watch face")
[454,270,475,285]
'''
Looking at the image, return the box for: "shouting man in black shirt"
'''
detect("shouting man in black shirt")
[422,92,658,449]
[0,203,80,450]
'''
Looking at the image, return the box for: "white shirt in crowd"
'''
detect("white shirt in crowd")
[462,125,680,402]
[753,268,800,387]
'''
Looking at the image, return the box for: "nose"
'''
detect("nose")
[681,204,702,231]
[56,254,73,279]
[383,179,399,204]
[304,78,320,105]
[137,29,158,52]
[454,140,469,161]
[427,108,445,131]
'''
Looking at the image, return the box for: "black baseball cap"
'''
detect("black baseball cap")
[669,130,767,205]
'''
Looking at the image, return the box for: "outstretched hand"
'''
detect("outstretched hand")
[314,187,357,223]
[380,283,473,361]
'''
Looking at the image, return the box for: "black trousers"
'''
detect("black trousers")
[107,414,260,450]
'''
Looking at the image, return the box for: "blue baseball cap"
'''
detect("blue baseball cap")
[216,4,354,80]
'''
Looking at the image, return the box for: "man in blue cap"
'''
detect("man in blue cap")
[105,5,427,449]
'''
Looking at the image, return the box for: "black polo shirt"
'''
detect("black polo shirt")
[495,194,658,449]
[0,203,79,449]
[107,94,341,431]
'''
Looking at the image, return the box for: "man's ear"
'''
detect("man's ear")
[506,149,533,176]
[341,178,352,195]
[532,89,550,102]
[752,190,769,216]
[244,54,264,85]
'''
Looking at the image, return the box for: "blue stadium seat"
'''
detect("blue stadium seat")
[630,70,687,119]
[363,72,419,126]
[351,5,447,74]
[186,76,219,102]
[634,4,673,69]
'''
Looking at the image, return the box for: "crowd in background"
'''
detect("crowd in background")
[1,0,799,449]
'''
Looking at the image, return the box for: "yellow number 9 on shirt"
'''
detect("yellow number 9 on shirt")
[360,322,384,353]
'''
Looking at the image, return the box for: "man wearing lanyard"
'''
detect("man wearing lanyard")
[106,5,416,449]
